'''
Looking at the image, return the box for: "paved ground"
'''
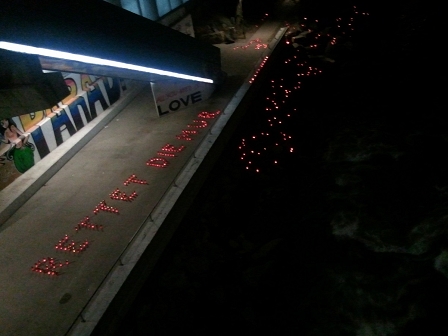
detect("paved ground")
[0,18,286,336]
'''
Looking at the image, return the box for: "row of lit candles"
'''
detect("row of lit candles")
[238,5,369,173]
[32,111,220,276]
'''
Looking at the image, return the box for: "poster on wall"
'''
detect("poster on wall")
[151,79,215,117]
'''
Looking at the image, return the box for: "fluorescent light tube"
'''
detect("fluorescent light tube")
[0,41,214,83]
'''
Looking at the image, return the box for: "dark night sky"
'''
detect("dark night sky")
[101,1,448,335]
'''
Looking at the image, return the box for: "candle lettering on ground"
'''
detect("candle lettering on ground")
[187,120,208,128]
[30,3,367,275]
[75,216,103,232]
[146,157,170,168]
[148,110,220,170]
[176,130,196,141]
[54,234,89,254]
[110,188,138,202]
[93,200,120,215]
[197,110,221,119]
[233,38,267,50]
[31,105,219,276]
[157,144,186,157]
[123,174,148,186]
[31,257,70,276]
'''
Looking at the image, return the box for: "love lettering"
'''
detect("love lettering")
[157,91,203,115]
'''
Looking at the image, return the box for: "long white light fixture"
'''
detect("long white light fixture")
[0,41,214,83]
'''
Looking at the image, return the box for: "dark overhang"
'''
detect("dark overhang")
[0,0,221,84]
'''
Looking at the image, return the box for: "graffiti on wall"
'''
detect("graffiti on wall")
[0,73,128,191]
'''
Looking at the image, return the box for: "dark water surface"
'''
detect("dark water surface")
[108,1,448,335]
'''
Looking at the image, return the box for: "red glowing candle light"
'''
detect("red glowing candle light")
[197,110,221,119]
[75,216,103,232]
[54,234,90,254]
[187,120,208,128]
[161,144,186,153]
[93,200,120,215]
[176,133,193,141]
[123,174,148,186]
[146,157,169,168]
[31,257,70,276]
[109,188,138,202]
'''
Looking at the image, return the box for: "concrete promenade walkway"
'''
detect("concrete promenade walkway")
[0,20,287,336]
